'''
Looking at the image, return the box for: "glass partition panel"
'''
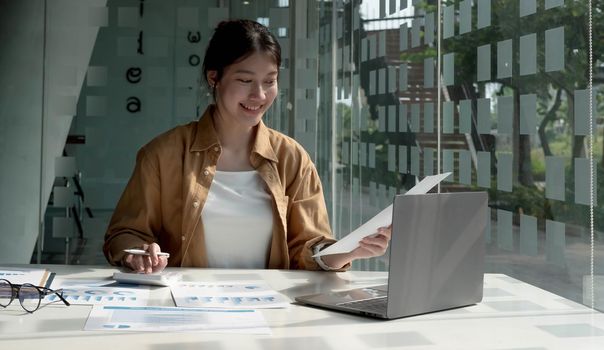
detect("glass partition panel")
[3,0,600,313]
[317,0,429,271]
[0,0,45,264]
[317,0,602,310]
[439,0,602,309]
[36,0,293,265]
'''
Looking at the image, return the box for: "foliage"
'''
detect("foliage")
[441,0,604,188]
[433,0,603,236]
[530,149,546,181]
[488,182,549,221]
[489,163,604,234]
[549,163,604,233]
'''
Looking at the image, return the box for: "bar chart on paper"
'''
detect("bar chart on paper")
[171,281,291,308]
[84,305,271,334]
[46,278,150,306]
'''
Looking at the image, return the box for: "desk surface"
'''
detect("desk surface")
[0,265,603,350]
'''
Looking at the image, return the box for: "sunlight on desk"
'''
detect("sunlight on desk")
[0,265,603,350]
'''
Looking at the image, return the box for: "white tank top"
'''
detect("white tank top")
[201,170,274,268]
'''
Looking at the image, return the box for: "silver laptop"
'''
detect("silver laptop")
[296,191,487,319]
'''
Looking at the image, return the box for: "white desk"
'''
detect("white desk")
[1,265,603,349]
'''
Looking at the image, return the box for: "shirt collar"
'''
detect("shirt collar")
[190,105,278,163]
[190,105,220,152]
[252,118,278,163]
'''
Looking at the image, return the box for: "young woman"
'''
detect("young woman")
[103,19,391,273]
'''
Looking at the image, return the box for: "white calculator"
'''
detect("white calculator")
[112,271,182,287]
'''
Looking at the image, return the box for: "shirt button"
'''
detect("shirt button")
[181,235,186,241]
[213,146,219,152]
[193,201,199,208]
[203,170,209,176]
[195,152,200,156]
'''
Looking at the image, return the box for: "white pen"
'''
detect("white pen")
[123,249,170,258]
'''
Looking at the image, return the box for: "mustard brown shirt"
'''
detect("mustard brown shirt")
[103,106,342,270]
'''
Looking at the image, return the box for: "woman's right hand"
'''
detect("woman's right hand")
[123,243,168,274]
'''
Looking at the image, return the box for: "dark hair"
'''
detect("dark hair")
[202,19,281,92]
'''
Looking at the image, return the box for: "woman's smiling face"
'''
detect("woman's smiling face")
[209,51,279,130]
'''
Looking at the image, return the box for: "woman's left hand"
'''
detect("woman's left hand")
[351,225,392,259]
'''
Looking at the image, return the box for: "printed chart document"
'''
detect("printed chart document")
[314,172,452,257]
[47,278,150,306]
[84,305,270,334]
[171,281,290,309]
[0,268,52,287]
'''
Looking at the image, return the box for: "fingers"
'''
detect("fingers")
[351,227,393,260]
[136,243,153,273]
[355,230,392,258]
[377,226,392,239]
[358,241,386,256]
[351,240,387,259]
[123,254,148,273]
[356,241,385,257]
[124,243,164,274]
[361,235,389,250]
[152,256,168,273]
[147,243,162,266]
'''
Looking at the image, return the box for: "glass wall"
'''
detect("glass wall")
[316,0,602,310]
[34,0,295,265]
[2,0,600,311]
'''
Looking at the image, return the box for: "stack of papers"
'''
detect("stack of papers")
[0,267,53,287]
[82,279,286,334]
[0,268,278,334]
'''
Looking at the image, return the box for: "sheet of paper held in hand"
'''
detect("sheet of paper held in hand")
[313,172,452,257]
[171,281,291,309]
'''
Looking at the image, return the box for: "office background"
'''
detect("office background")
[0,0,602,311]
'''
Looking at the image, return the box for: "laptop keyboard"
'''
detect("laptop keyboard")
[337,296,388,315]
